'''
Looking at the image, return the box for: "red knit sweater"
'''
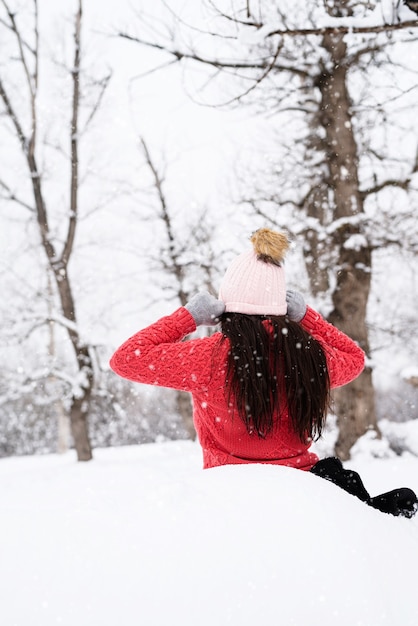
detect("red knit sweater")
[110,306,365,470]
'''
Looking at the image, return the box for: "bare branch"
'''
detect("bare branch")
[413,145,418,173]
[0,178,35,211]
[0,0,36,73]
[118,33,281,71]
[119,14,418,76]
[81,71,112,133]
[120,17,418,91]
[360,177,411,199]
[0,1,52,261]
[265,19,418,38]
[118,31,311,83]
[139,136,189,304]
[206,0,260,27]
[212,37,284,106]
[61,0,82,267]
[160,0,238,40]
[130,58,181,81]
[0,77,27,151]
[1,0,38,153]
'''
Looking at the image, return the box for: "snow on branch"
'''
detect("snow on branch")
[50,367,92,398]
[48,314,79,334]
[238,2,418,42]
[326,213,367,236]
[291,214,367,239]
[252,18,418,42]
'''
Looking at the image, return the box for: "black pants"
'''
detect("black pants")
[310,457,418,518]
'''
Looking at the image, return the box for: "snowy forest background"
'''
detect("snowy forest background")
[1,0,418,462]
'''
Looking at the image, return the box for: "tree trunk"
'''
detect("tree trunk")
[52,274,93,459]
[47,275,71,454]
[0,0,94,461]
[312,30,379,459]
[70,395,93,461]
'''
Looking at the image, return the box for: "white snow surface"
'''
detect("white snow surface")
[1,441,418,626]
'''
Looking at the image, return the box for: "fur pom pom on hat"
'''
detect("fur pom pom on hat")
[219,228,289,315]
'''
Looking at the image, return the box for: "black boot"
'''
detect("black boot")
[310,457,370,502]
[369,488,418,519]
[311,458,418,519]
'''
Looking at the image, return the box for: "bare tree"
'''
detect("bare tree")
[139,136,218,439]
[119,0,418,458]
[0,0,110,460]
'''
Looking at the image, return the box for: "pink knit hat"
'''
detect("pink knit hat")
[219,229,289,316]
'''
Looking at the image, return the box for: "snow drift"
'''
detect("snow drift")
[1,441,418,626]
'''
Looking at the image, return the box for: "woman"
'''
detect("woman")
[110,228,417,518]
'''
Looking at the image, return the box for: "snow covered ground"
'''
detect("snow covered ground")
[1,440,418,626]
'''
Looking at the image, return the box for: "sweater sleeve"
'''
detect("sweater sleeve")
[300,306,365,389]
[109,307,215,392]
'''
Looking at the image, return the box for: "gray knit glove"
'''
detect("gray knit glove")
[185,292,225,326]
[286,290,307,322]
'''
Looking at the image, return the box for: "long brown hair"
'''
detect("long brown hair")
[220,313,330,442]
